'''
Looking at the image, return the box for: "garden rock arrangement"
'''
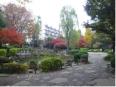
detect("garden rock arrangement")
[0,52,114,86]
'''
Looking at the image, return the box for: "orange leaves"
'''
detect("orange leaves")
[0,28,24,45]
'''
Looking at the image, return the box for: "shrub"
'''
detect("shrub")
[80,48,88,53]
[0,57,12,64]
[39,57,63,72]
[0,49,7,57]
[104,53,114,61]
[73,53,81,63]
[2,63,28,73]
[8,48,21,56]
[29,61,38,70]
[80,53,88,63]
[111,57,115,68]
[69,49,79,55]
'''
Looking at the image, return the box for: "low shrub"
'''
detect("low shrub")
[73,53,81,63]
[80,48,88,53]
[74,52,88,63]
[0,57,12,64]
[8,48,21,56]
[0,49,7,57]
[111,57,115,68]
[2,63,28,73]
[104,53,114,61]
[39,57,63,72]
[80,53,88,63]
[29,61,38,70]
[69,49,79,55]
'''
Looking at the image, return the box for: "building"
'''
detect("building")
[44,25,62,38]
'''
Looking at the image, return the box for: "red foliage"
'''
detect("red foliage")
[50,38,66,49]
[0,28,24,45]
[78,36,87,48]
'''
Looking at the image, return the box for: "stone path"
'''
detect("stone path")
[0,52,115,86]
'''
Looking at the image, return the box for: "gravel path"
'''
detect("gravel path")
[0,52,115,86]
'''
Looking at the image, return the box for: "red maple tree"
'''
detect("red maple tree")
[0,28,24,46]
[50,38,66,49]
[78,36,87,48]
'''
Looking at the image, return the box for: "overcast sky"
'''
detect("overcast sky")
[0,0,91,37]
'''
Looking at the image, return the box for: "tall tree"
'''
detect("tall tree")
[70,29,81,49]
[32,16,41,47]
[60,6,77,52]
[3,3,35,40]
[84,28,93,47]
[85,0,115,52]
[0,11,6,28]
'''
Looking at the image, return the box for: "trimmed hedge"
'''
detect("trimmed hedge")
[1,63,28,74]
[69,49,79,55]
[39,57,63,72]
[0,49,7,57]
[8,48,21,56]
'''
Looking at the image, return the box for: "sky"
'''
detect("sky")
[0,0,91,38]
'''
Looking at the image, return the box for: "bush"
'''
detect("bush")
[104,53,114,61]
[0,49,7,57]
[39,57,63,72]
[73,51,88,63]
[8,48,21,56]
[0,57,12,64]
[111,57,115,68]
[80,53,88,63]
[80,48,88,53]
[73,53,81,63]
[69,49,79,55]
[29,61,38,70]
[2,63,28,73]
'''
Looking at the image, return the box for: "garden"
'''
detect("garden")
[0,0,115,86]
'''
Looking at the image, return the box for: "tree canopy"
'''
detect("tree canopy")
[85,0,115,51]
[60,6,77,51]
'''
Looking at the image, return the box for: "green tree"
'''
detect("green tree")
[60,6,77,52]
[92,33,112,50]
[0,11,6,28]
[70,29,81,49]
[85,0,115,52]
[32,16,41,47]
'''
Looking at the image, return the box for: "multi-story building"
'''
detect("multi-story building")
[44,25,62,38]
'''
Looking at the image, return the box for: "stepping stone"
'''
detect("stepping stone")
[43,76,50,80]
[61,71,71,74]
[95,78,115,86]
[14,81,30,86]
[49,78,68,83]
[85,70,96,73]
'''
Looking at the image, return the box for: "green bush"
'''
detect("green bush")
[29,61,38,70]
[0,57,12,64]
[0,49,7,57]
[73,53,81,63]
[73,52,88,63]
[80,48,88,53]
[104,53,114,61]
[2,63,28,74]
[69,49,79,55]
[39,57,63,72]
[80,53,88,62]
[111,57,115,68]
[8,48,21,56]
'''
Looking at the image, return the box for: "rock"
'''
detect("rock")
[49,78,68,83]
